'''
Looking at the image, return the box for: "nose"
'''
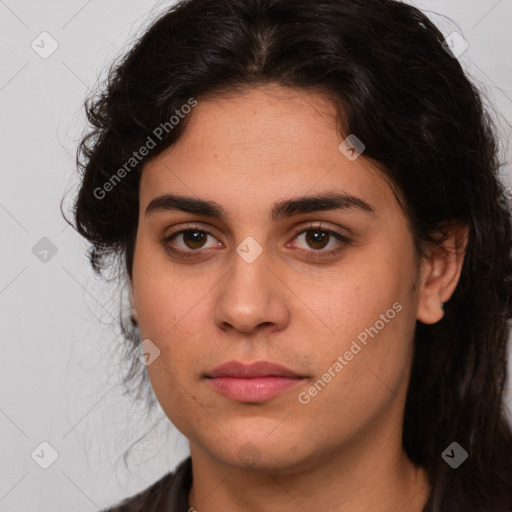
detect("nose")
[213,247,290,335]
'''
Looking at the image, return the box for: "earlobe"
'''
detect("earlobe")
[128,280,138,326]
[416,223,468,325]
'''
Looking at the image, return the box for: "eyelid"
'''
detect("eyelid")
[163,223,218,240]
[162,223,220,251]
[287,222,351,257]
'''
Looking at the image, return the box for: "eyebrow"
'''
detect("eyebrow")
[145,191,375,222]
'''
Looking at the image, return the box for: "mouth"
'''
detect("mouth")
[205,360,306,402]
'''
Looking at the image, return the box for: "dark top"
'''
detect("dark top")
[101,456,192,512]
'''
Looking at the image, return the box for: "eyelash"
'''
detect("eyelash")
[160,223,352,261]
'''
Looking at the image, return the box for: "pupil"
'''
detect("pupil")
[307,230,328,249]
[186,230,205,248]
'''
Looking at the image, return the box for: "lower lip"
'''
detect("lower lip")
[206,376,304,402]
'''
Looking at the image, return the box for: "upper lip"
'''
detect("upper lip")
[206,361,303,378]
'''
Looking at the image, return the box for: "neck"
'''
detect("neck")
[187,423,430,512]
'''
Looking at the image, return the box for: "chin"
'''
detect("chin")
[210,432,312,473]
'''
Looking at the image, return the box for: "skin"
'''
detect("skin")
[130,84,468,512]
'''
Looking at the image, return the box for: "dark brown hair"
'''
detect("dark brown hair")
[65,0,512,510]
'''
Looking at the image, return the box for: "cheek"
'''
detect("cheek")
[300,242,414,351]
[131,237,183,339]
[145,361,206,442]
[297,242,417,416]
[293,302,415,449]
[132,252,210,417]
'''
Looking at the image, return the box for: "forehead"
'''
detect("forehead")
[146,85,341,171]
[139,85,399,219]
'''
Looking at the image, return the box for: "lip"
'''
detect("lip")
[206,360,302,378]
[205,361,305,402]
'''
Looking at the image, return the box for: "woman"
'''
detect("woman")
[68,0,512,510]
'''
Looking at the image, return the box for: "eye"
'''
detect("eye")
[288,223,351,259]
[160,222,351,260]
[161,224,220,256]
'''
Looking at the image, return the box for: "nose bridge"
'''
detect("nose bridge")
[214,237,289,333]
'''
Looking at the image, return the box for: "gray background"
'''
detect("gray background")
[0,1,511,510]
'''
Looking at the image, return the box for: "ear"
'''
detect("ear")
[128,276,138,320]
[416,222,469,324]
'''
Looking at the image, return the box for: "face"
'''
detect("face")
[130,84,425,473]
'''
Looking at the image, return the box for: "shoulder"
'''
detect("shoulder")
[100,457,192,512]
[100,471,173,512]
